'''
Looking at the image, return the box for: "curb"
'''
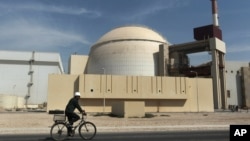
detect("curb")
[0,125,229,135]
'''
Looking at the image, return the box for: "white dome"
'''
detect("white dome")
[86,25,168,76]
[95,25,167,45]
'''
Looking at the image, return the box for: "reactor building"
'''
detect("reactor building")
[1,0,250,115]
[46,0,232,115]
[47,24,224,115]
[86,26,168,76]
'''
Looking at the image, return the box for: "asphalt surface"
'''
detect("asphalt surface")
[0,130,229,141]
[1,110,250,141]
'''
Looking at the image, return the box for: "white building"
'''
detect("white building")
[0,50,64,109]
[225,61,250,108]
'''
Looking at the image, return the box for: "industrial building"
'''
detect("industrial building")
[1,0,250,115]
[86,26,168,76]
[47,0,250,114]
[47,24,223,114]
[0,50,63,109]
[225,61,250,109]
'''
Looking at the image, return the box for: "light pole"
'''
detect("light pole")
[191,71,199,112]
[102,68,106,113]
[102,68,105,74]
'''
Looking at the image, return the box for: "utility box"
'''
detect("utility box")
[112,101,145,118]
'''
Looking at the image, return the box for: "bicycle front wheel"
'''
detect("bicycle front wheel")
[50,122,68,141]
[79,122,97,140]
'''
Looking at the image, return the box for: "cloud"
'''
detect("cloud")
[124,0,189,21]
[0,2,101,17]
[0,21,90,51]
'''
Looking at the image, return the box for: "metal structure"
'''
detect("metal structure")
[167,38,226,109]
[26,51,35,108]
[165,0,227,109]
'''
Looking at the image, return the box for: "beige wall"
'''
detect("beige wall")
[78,75,188,99]
[112,101,145,117]
[47,74,79,111]
[47,74,214,113]
[68,55,88,74]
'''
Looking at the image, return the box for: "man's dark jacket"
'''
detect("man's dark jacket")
[65,97,83,113]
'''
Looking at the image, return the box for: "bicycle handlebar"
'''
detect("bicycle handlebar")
[80,112,87,121]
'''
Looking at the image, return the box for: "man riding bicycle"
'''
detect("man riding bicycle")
[65,92,86,135]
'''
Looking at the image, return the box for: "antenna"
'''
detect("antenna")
[211,0,219,27]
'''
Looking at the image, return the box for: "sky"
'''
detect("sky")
[0,0,249,72]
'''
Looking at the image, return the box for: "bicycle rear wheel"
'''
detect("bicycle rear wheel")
[50,122,68,141]
[79,122,97,140]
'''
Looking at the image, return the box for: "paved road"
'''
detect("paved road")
[0,130,229,141]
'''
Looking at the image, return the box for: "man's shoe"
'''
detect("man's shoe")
[67,124,73,136]
[68,130,74,137]
[68,132,73,136]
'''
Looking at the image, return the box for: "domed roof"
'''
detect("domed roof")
[94,25,168,45]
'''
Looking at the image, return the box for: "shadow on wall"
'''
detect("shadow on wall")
[74,77,80,96]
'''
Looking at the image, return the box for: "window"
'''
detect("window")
[227,90,230,98]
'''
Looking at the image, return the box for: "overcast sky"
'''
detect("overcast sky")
[0,0,249,72]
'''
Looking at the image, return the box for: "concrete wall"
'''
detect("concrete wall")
[112,101,145,117]
[68,55,88,74]
[78,75,188,99]
[225,61,249,107]
[47,74,79,110]
[241,66,250,107]
[47,74,214,113]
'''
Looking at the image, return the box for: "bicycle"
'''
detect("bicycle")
[50,113,97,141]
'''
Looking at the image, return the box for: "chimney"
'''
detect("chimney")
[211,0,219,27]
[193,0,223,40]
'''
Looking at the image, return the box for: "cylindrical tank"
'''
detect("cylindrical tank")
[0,94,16,109]
[0,94,25,109]
[17,96,25,108]
[86,25,168,76]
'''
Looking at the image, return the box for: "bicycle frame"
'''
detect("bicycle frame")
[66,114,86,132]
[50,113,96,140]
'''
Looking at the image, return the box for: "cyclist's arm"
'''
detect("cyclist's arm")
[73,98,84,113]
